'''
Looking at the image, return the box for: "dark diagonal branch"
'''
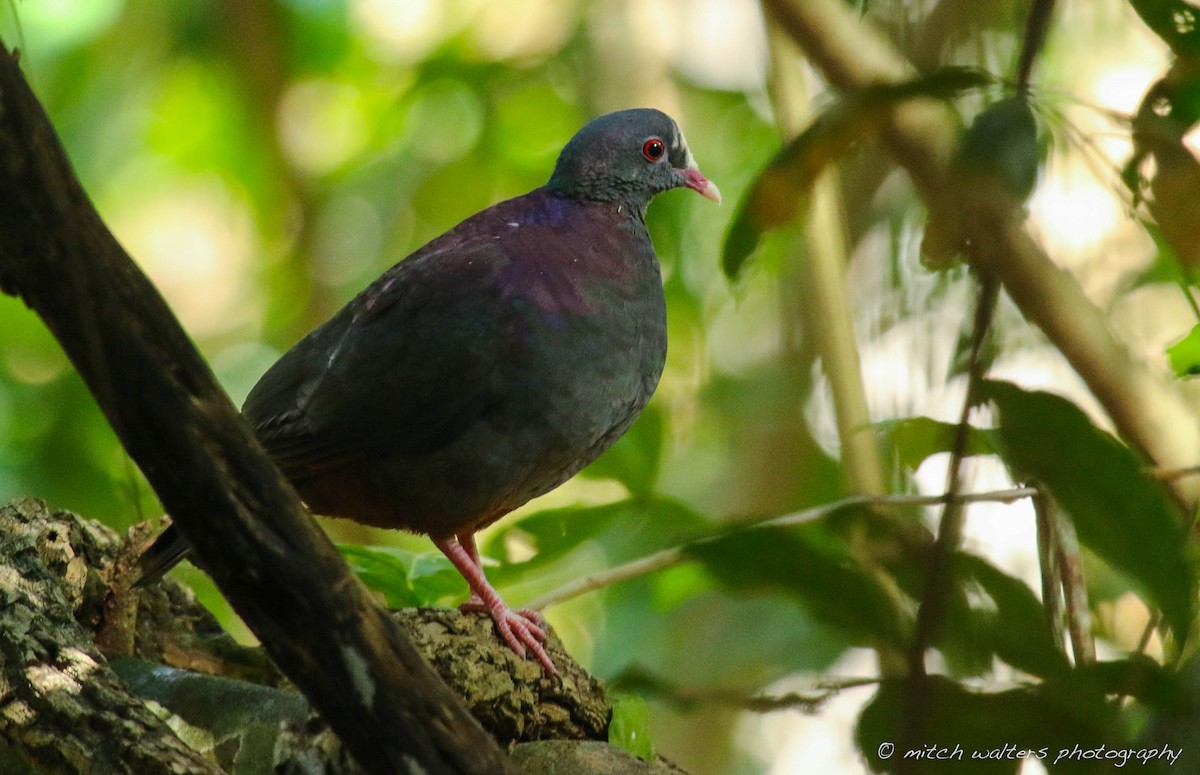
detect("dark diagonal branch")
[0,42,515,775]
[1015,0,1058,93]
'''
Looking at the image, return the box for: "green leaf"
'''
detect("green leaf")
[1167,323,1200,377]
[874,416,996,473]
[856,676,1120,774]
[1128,0,1200,57]
[955,96,1041,203]
[687,522,906,647]
[1141,654,1200,762]
[936,581,998,678]
[923,95,1041,268]
[113,656,309,735]
[982,381,1196,637]
[1125,66,1200,207]
[723,67,991,279]
[951,553,1069,679]
[1071,654,1183,710]
[1125,63,1200,270]
[608,691,655,761]
[113,656,310,769]
[338,544,467,608]
[1122,221,1195,292]
[483,497,709,587]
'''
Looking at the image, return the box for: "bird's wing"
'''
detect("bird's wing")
[242,237,516,477]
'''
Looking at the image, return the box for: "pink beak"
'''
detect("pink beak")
[682,166,722,204]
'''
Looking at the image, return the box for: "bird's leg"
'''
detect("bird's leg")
[452,532,548,633]
[455,532,547,627]
[458,533,486,608]
[460,531,484,568]
[434,534,555,673]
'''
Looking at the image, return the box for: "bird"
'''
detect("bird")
[137,107,720,673]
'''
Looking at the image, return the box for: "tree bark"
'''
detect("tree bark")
[0,499,221,775]
[0,498,683,775]
[0,42,515,775]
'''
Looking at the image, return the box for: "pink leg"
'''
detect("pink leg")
[457,534,486,608]
[434,534,556,673]
[454,532,548,633]
[459,532,483,568]
[456,533,545,627]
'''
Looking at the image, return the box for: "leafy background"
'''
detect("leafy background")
[3,1,1200,773]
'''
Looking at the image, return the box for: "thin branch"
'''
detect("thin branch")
[1135,610,1161,656]
[1151,464,1200,483]
[527,546,683,611]
[909,279,1000,672]
[765,24,886,499]
[615,667,880,714]
[900,277,1000,770]
[1048,498,1095,664]
[1015,0,1058,93]
[1034,491,1066,654]
[526,487,1040,611]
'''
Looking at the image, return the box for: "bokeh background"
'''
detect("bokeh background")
[1,1,1195,773]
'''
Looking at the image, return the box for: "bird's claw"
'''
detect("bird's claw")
[495,609,555,673]
[515,608,546,629]
[461,599,555,673]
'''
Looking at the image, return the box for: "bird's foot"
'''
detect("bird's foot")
[460,598,554,673]
[437,535,556,673]
[461,596,546,628]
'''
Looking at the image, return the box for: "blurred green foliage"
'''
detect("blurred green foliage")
[7,1,1200,774]
[986,381,1197,639]
[609,690,656,761]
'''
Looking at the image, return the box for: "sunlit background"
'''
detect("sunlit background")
[0,1,1188,773]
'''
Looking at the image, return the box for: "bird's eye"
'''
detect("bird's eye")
[642,138,666,162]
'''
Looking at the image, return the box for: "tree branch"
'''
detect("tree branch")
[0,500,221,775]
[0,42,515,775]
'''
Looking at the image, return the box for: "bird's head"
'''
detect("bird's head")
[547,108,721,209]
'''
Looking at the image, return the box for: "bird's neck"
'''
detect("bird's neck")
[543,181,650,222]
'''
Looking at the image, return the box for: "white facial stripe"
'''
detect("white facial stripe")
[672,127,696,169]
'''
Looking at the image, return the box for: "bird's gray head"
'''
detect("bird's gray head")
[547,108,720,209]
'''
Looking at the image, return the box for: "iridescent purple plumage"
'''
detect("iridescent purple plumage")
[138,108,719,673]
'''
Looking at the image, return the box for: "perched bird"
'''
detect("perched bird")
[137,108,720,673]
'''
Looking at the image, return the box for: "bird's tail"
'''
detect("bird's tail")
[133,522,192,587]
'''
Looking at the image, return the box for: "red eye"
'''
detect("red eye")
[642,138,666,162]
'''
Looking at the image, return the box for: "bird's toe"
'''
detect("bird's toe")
[485,606,555,673]
[515,608,547,630]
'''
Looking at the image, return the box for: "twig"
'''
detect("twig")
[614,666,880,714]
[1135,610,1161,656]
[910,278,1001,665]
[1015,0,1058,93]
[1151,464,1200,483]
[526,487,1039,611]
[899,276,1000,771]
[1034,490,1066,654]
[1048,498,1095,664]
[526,546,683,611]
